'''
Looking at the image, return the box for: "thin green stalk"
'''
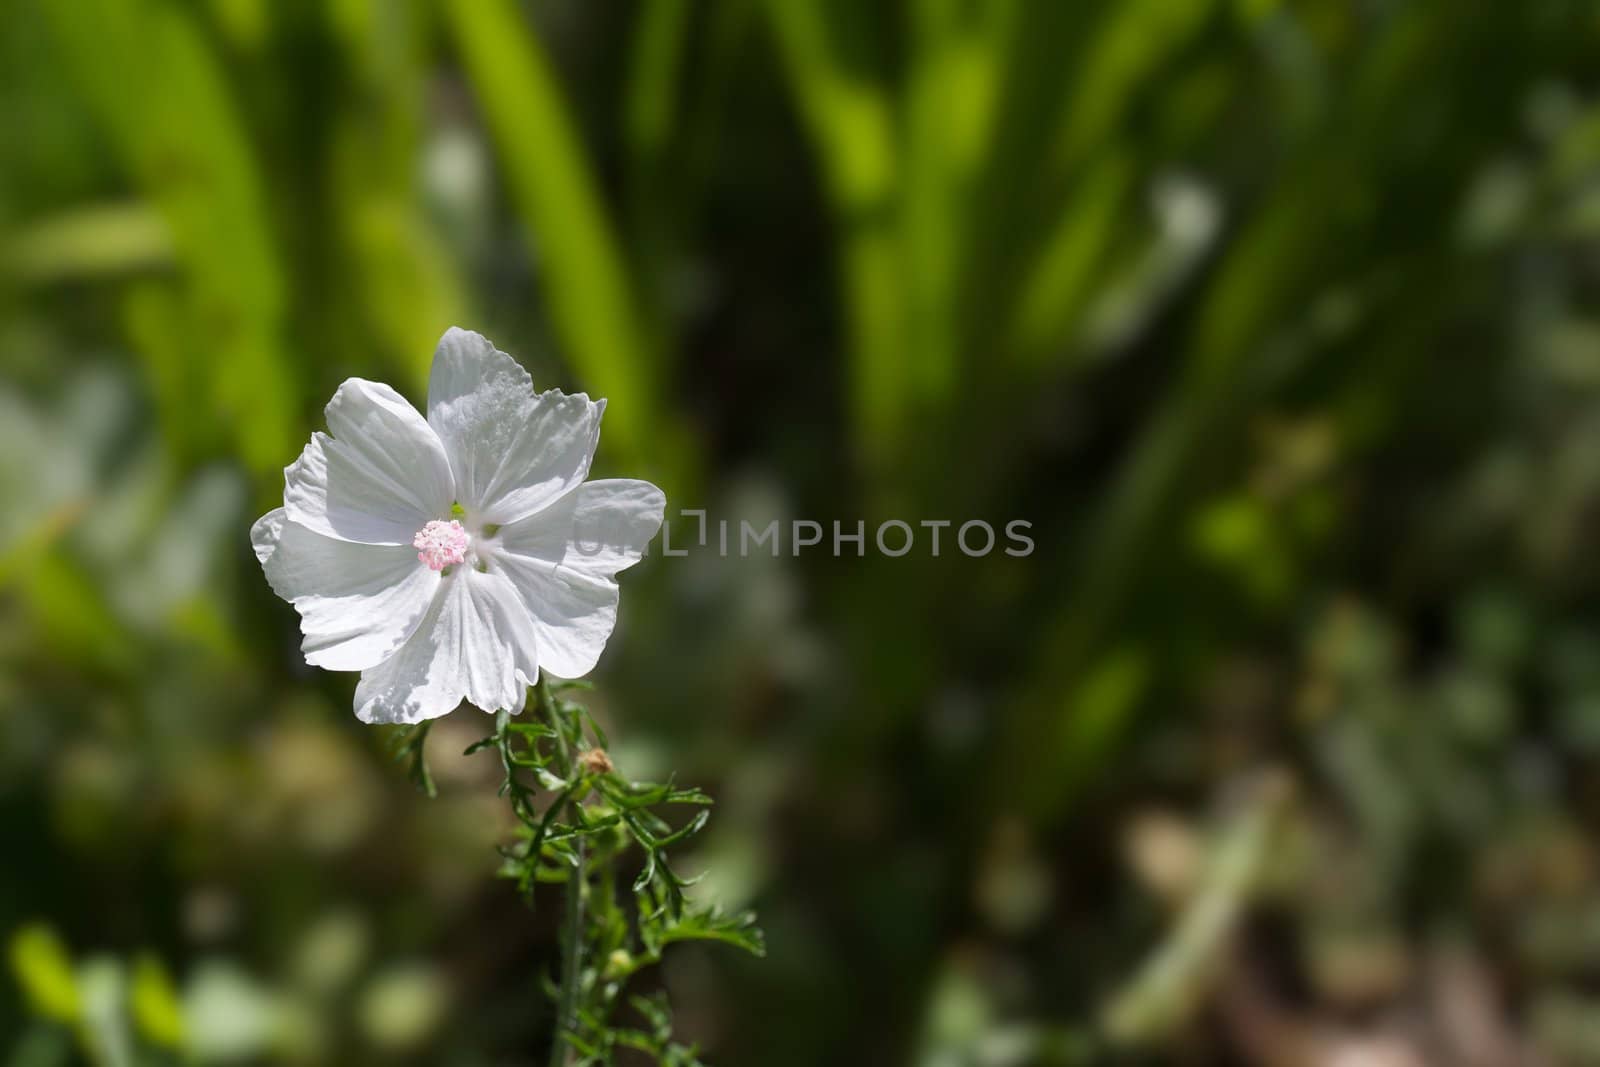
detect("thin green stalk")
[538,675,583,1067]
[465,677,761,1058]
[550,835,585,1067]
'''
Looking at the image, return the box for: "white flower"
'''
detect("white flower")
[251,328,665,723]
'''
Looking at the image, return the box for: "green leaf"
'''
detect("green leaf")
[632,851,657,894]
[577,704,609,749]
[658,907,767,958]
[390,722,437,798]
[8,924,79,1023]
[651,810,709,848]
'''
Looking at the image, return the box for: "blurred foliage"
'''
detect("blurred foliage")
[6,0,1600,1063]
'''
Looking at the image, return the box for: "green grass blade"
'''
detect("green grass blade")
[444,0,659,468]
[4,203,172,285]
[763,0,905,471]
[625,0,694,176]
[39,0,298,476]
[1008,149,1136,366]
[903,0,1015,406]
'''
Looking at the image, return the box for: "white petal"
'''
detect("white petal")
[426,327,606,526]
[284,379,456,545]
[489,548,620,680]
[251,508,440,671]
[353,566,538,724]
[495,479,665,577]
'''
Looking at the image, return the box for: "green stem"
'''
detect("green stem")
[540,676,584,1067]
[541,675,570,765]
[550,836,586,1067]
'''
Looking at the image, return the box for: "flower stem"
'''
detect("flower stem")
[469,677,762,1061]
[550,835,585,1067]
[539,676,584,1067]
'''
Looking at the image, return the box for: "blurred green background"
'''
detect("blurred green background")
[7,0,1600,1063]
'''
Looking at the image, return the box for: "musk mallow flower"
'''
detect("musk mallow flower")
[251,327,665,724]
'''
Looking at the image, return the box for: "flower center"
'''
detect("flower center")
[413,519,469,571]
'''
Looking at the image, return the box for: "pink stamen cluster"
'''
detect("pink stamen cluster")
[413,519,470,571]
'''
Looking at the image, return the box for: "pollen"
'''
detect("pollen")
[413,519,470,571]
